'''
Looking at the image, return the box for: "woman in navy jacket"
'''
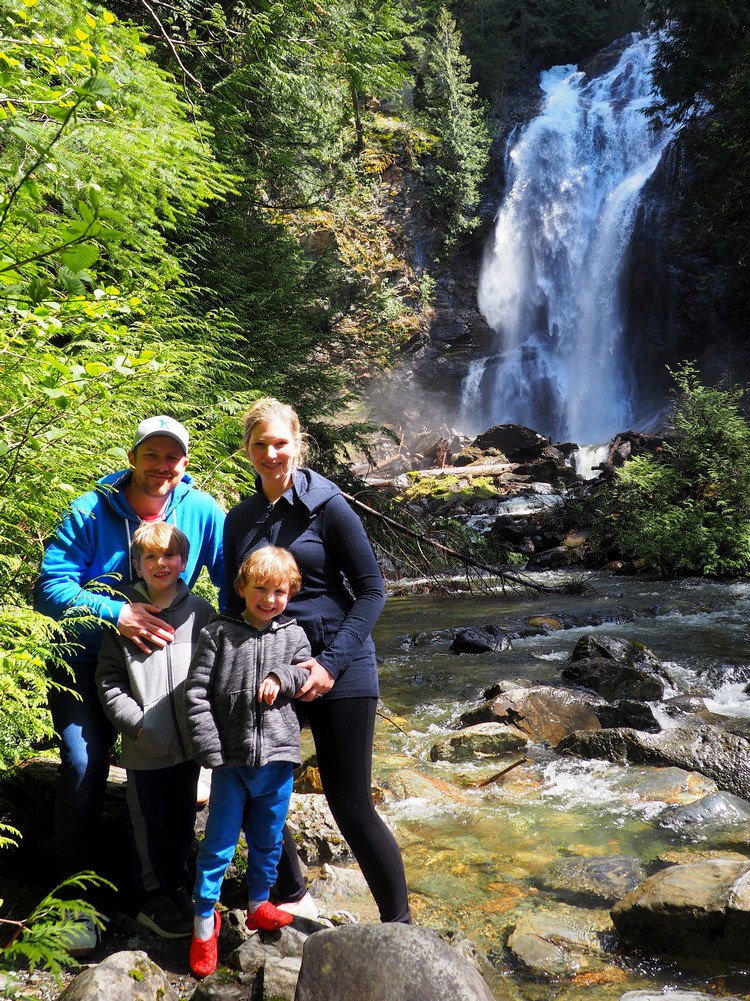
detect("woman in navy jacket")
[223,397,411,924]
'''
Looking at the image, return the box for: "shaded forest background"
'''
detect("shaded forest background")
[0,0,749,771]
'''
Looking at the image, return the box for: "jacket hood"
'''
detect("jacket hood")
[289,467,341,515]
[212,610,301,635]
[130,578,193,611]
[97,469,195,522]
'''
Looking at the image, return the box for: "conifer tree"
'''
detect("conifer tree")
[418,7,491,249]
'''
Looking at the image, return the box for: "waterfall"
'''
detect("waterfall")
[469,32,676,445]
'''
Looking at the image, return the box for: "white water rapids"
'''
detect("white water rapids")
[465,33,676,444]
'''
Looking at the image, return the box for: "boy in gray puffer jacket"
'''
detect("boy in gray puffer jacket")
[184,546,311,979]
[96,522,215,939]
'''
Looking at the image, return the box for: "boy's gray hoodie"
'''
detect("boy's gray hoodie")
[185,613,311,769]
[96,580,215,769]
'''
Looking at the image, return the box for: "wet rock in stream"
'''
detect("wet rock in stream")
[538,855,647,906]
[592,699,661,732]
[506,902,618,978]
[556,724,750,802]
[562,657,667,702]
[429,722,529,763]
[461,685,602,745]
[658,791,750,832]
[450,625,512,654]
[611,858,750,961]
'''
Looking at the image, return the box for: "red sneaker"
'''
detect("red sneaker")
[189,910,221,979]
[246,901,293,932]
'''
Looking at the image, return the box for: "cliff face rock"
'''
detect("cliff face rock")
[363,225,496,432]
[624,131,740,418]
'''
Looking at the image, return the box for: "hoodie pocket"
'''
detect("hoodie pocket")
[137,700,178,757]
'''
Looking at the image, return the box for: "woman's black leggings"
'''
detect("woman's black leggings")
[275,695,411,923]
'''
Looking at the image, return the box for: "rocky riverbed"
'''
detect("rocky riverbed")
[4,572,750,999]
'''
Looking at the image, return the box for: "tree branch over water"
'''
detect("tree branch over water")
[342,491,560,595]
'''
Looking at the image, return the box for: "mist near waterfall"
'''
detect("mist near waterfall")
[466,33,676,445]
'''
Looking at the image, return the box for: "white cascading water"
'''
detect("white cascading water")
[466,32,676,445]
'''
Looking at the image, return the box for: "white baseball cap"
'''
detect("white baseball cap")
[132,416,189,454]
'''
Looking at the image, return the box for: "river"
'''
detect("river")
[368,572,750,999]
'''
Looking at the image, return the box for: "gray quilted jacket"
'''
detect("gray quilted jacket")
[184,613,311,769]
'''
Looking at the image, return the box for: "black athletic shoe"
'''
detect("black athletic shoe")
[136,893,193,938]
[170,886,195,920]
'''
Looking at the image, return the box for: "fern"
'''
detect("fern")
[0,871,112,978]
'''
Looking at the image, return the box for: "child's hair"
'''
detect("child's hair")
[131,521,190,563]
[234,546,302,597]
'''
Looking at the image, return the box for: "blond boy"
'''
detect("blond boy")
[184,546,311,978]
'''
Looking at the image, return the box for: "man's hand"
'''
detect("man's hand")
[294,658,334,701]
[118,602,174,653]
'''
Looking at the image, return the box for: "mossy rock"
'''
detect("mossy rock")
[400,473,500,505]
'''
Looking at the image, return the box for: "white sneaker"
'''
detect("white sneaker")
[277,892,319,919]
[197,768,212,807]
[64,915,99,958]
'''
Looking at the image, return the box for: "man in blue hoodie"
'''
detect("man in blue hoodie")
[35,416,225,954]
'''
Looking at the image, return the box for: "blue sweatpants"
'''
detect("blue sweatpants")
[193,760,293,919]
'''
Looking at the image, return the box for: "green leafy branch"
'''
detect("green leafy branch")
[0,870,113,978]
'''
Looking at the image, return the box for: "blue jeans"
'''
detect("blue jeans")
[48,664,117,885]
[193,761,293,918]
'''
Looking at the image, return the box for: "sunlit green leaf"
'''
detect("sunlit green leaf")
[60,243,99,272]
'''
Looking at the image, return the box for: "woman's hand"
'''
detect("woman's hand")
[295,658,335,701]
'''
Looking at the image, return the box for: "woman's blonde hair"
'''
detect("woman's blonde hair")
[235,546,302,597]
[241,397,309,468]
[131,522,190,562]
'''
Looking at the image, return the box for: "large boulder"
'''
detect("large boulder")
[568,634,662,671]
[526,546,581,569]
[472,424,548,461]
[556,724,750,801]
[449,625,511,654]
[593,700,661,732]
[294,924,496,1001]
[562,657,666,702]
[59,951,178,1001]
[429,722,528,763]
[610,859,750,961]
[461,685,601,745]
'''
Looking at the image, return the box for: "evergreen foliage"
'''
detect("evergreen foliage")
[0,870,111,978]
[415,7,491,248]
[453,0,644,97]
[179,0,430,410]
[598,364,750,575]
